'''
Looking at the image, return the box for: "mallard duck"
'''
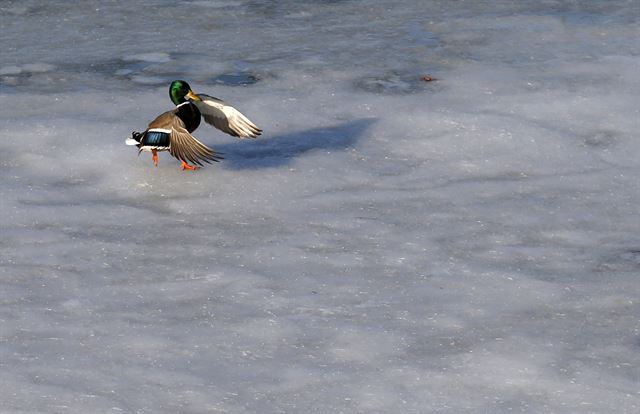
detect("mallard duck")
[126,80,261,170]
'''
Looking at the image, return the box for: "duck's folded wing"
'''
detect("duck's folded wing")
[169,124,223,166]
[194,94,262,139]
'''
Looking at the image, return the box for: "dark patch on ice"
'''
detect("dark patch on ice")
[619,250,640,265]
[0,79,18,93]
[0,71,52,93]
[1,56,258,94]
[94,59,157,76]
[0,63,57,92]
[0,58,177,93]
[354,72,434,95]
[58,58,179,88]
[216,118,375,169]
[582,130,619,149]
[0,4,49,16]
[109,59,176,86]
[212,72,261,87]
[596,249,640,272]
[404,22,440,47]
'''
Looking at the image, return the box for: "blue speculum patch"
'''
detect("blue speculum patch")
[143,131,170,147]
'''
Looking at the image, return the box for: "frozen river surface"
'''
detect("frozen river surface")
[1,1,639,413]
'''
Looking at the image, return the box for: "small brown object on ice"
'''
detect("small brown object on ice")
[420,75,435,82]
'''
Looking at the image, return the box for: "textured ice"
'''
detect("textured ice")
[213,72,261,87]
[0,66,22,76]
[122,53,172,64]
[1,1,640,413]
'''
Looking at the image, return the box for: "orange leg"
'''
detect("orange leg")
[181,160,199,171]
[152,150,158,167]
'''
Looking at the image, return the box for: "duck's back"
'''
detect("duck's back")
[147,102,201,133]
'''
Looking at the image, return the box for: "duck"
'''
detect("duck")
[126,80,261,170]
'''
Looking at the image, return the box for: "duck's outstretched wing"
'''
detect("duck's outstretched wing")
[169,125,223,166]
[192,93,262,139]
[149,110,223,166]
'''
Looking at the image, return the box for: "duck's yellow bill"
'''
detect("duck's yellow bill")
[185,90,201,101]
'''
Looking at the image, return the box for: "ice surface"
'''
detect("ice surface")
[1,1,640,413]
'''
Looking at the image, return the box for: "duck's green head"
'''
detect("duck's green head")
[169,80,201,105]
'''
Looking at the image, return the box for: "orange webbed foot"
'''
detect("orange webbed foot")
[152,150,158,167]
[181,160,200,171]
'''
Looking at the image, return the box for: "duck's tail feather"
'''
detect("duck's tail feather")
[126,131,144,146]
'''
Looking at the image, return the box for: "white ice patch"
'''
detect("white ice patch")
[130,75,167,85]
[123,52,171,63]
[0,65,22,75]
[0,63,55,75]
[21,63,56,73]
